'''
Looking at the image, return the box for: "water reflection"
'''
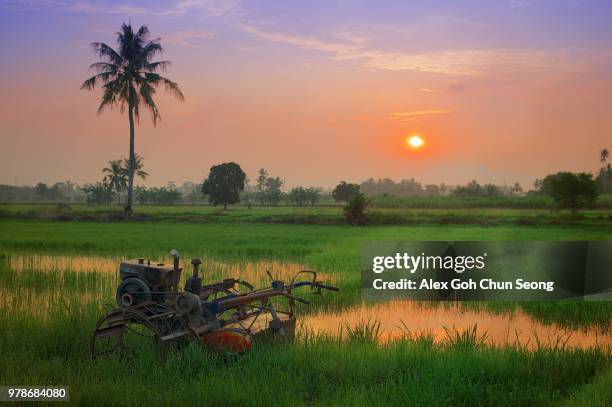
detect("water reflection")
[302,301,611,350]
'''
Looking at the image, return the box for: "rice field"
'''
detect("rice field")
[0,217,610,405]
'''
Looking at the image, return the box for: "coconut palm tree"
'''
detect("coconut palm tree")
[122,154,149,181]
[103,160,128,204]
[600,148,609,164]
[82,23,184,216]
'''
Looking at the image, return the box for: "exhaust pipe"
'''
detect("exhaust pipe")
[185,257,202,295]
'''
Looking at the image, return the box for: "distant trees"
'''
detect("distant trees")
[202,162,246,209]
[511,182,523,195]
[255,168,284,206]
[0,182,83,202]
[287,187,321,206]
[103,160,127,204]
[359,178,450,197]
[332,181,360,203]
[35,182,65,201]
[135,186,181,205]
[600,148,609,165]
[82,181,114,205]
[541,172,599,212]
[596,148,612,193]
[451,180,502,197]
[102,155,148,204]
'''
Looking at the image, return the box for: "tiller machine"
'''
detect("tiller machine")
[91,250,338,356]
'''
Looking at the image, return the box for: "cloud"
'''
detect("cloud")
[507,0,586,8]
[390,110,451,121]
[237,23,572,76]
[1,0,242,17]
[162,28,215,48]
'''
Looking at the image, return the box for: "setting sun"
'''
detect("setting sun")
[407,135,425,149]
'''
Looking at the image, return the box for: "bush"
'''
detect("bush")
[344,193,368,225]
[546,172,599,212]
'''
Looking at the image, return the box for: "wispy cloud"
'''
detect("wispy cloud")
[390,110,452,121]
[237,23,571,76]
[508,0,585,8]
[161,28,215,48]
[2,0,242,17]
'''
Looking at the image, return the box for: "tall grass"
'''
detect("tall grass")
[0,249,610,404]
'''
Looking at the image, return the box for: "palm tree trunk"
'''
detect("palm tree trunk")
[125,104,135,218]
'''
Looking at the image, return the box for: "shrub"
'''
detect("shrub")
[344,192,368,225]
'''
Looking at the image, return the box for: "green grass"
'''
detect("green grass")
[369,193,612,210]
[0,219,610,325]
[1,203,611,227]
[0,218,610,405]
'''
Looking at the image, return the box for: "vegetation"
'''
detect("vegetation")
[0,219,610,404]
[332,181,360,203]
[81,181,114,205]
[452,180,503,197]
[542,172,599,212]
[254,168,284,206]
[81,23,184,216]
[360,177,448,197]
[135,186,182,205]
[597,148,612,193]
[287,187,321,206]
[202,162,247,209]
[344,192,368,225]
[1,203,611,228]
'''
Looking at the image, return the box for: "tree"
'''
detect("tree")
[34,182,64,201]
[344,192,368,225]
[482,183,501,197]
[546,172,599,212]
[332,181,360,203]
[287,187,307,206]
[35,183,49,200]
[264,176,283,206]
[452,180,501,197]
[82,181,114,205]
[596,148,612,193]
[103,160,127,204]
[123,154,149,181]
[600,148,609,165]
[202,162,246,209]
[82,23,184,217]
[305,187,321,206]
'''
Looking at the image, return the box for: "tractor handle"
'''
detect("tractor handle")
[292,281,339,292]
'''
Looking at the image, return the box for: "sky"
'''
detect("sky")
[1,0,611,189]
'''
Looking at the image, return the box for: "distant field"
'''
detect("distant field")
[1,203,611,227]
[369,193,612,209]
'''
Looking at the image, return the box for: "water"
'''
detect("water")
[302,301,611,350]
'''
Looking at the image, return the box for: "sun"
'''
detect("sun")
[407,134,425,149]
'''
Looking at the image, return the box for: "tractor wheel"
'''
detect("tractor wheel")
[115,278,152,307]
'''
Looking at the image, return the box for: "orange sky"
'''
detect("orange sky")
[1,1,611,189]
